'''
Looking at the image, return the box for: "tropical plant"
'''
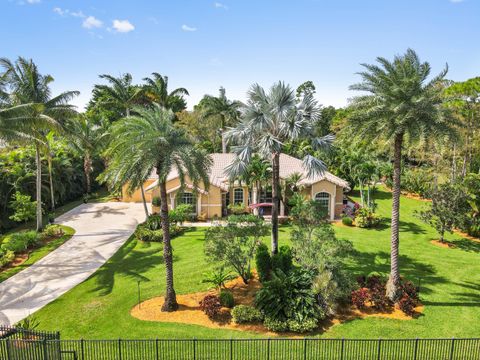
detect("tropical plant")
[219,290,235,308]
[202,267,236,291]
[104,104,212,311]
[204,214,269,284]
[255,243,272,283]
[9,191,36,223]
[348,49,457,300]
[354,207,381,228]
[225,81,334,254]
[1,57,78,231]
[168,203,193,225]
[231,305,263,324]
[198,87,242,153]
[238,155,271,213]
[199,294,222,319]
[142,73,189,113]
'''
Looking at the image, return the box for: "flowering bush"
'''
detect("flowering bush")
[199,294,222,319]
[355,207,381,228]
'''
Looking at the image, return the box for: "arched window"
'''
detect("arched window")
[233,188,244,204]
[315,192,330,215]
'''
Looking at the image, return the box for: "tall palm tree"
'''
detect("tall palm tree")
[143,73,189,113]
[106,104,212,311]
[93,73,142,117]
[348,49,457,300]
[239,156,271,215]
[225,81,334,254]
[199,87,242,153]
[0,57,78,231]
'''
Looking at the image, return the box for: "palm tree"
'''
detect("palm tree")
[143,73,189,113]
[225,81,334,254]
[199,87,242,153]
[93,73,142,117]
[348,49,457,300]
[106,104,212,311]
[238,155,271,215]
[1,57,78,231]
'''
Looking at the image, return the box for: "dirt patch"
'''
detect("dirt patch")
[431,240,456,249]
[131,274,422,335]
[332,221,355,228]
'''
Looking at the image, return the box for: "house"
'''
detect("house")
[121,153,350,220]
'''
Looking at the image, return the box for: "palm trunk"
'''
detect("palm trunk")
[159,179,178,312]
[47,155,55,212]
[386,133,403,301]
[140,183,149,219]
[451,144,457,181]
[221,130,227,154]
[84,153,92,194]
[35,143,43,232]
[252,184,259,216]
[271,152,280,255]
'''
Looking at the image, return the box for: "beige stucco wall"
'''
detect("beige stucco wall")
[122,179,156,203]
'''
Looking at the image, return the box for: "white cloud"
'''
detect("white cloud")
[450,0,464,2]
[214,2,228,9]
[112,19,135,33]
[71,11,85,18]
[82,16,103,29]
[182,24,197,32]
[26,0,41,4]
[53,7,85,18]
[53,7,65,15]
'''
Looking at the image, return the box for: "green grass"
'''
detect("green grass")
[0,225,75,283]
[31,187,480,339]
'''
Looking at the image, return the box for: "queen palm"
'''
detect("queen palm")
[143,73,189,113]
[225,81,334,254]
[349,49,457,300]
[1,57,78,231]
[107,104,212,311]
[199,87,242,153]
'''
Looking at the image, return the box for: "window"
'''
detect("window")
[233,188,244,205]
[315,192,330,215]
[259,188,272,203]
[178,192,196,213]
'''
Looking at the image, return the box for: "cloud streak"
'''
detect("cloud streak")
[214,2,228,10]
[112,19,135,33]
[82,16,103,29]
[182,24,197,32]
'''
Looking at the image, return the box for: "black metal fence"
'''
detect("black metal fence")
[0,337,479,360]
[0,326,60,341]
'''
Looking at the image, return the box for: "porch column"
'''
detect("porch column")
[330,188,336,221]
[197,195,202,216]
[170,194,175,211]
[280,199,285,217]
[252,186,259,216]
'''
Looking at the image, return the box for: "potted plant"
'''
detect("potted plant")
[152,196,161,214]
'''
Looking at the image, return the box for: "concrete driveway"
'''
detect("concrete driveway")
[0,202,146,326]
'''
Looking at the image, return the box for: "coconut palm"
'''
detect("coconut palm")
[106,104,212,311]
[348,49,457,300]
[0,57,78,231]
[93,73,142,117]
[225,81,334,254]
[199,87,242,153]
[142,73,189,113]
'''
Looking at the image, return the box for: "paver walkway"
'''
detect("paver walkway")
[0,202,146,325]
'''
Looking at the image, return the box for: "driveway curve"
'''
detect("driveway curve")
[0,202,146,325]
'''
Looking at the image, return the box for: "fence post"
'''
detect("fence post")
[43,338,48,360]
[449,338,455,360]
[156,338,159,360]
[303,338,307,360]
[193,338,196,360]
[267,338,271,360]
[376,339,382,360]
[118,338,122,360]
[230,338,233,360]
[340,338,345,360]
[6,338,11,360]
[413,338,419,360]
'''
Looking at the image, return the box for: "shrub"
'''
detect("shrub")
[146,215,161,230]
[400,279,419,303]
[134,225,163,242]
[152,196,161,207]
[202,267,236,291]
[219,290,235,308]
[366,275,392,311]
[263,317,289,332]
[355,207,381,228]
[271,245,293,274]
[342,216,353,226]
[287,318,318,333]
[398,294,416,316]
[42,225,65,239]
[9,192,36,223]
[231,305,264,324]
[351,288,370,310]
[169,204,193,225]
[1,231,39,253]
[402,168,434,198]
[227,202,246,215]
[0,249,15,267]
[255,243,271,283]
[199,294,222,319]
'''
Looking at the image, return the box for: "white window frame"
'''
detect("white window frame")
[233,188,244,205]
[315,192,331,215]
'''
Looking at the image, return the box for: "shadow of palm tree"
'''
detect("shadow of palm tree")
[451,238,480,253]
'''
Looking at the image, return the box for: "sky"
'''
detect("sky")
[1,0,479,111]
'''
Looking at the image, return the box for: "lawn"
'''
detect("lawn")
[31,187,480,339]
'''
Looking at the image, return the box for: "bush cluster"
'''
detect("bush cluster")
[341,216,353,226]
[41,224,65,239]
[199,294,222,319]
[231,305,263,324]
[133,221,183,242]
[255,244,293,283]
[219,290,235,308]
[355,207,381,228]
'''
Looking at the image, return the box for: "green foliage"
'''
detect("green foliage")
[204,215,269,284]
[152,196,161,207]
[459,174,480,237]
[231,305,264,324]
[401,168,434,198]
[255,243,272,283]
[271,245,293,275]
[227,202,246,215]
[42,224,65,239]
[286,318,319,333]
[146,215,161,230]
[169,203,193,224]
[9,192,36,223]
[355,207,381,228]
[263,317,289,332]
[219,290,235,308]
[202,267,236,291]
[199,294,222,319]
[16,315,40,330]
[1,231,39,253]
[418,183,467,242]
[0,248,15,267]
[133,221,182,242]
[342,216,353,226]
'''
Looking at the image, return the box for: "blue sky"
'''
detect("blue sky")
[2,0,479,110]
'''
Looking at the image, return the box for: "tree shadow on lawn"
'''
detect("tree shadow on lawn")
[371,217,427,235]
[91,238,164,296]
[450,238,480,253]
[349,250,445,296]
